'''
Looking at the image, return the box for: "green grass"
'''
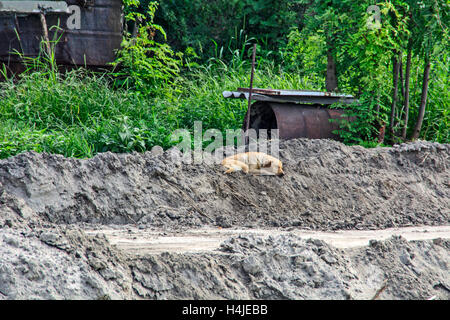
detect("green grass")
[1,51,447,160]
[0,60,323,159]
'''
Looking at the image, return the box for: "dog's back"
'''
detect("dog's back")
[222,152,284,176]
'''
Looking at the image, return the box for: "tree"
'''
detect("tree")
[390,52,401,137]
[412,58,432,139]
[408,0,448,140]
[297,0,360,92]
[284,0,448,144]
[401,40,413,140]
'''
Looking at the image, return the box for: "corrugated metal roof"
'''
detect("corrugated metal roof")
[223,88,357,105]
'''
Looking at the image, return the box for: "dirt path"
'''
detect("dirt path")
[86,225,450,255]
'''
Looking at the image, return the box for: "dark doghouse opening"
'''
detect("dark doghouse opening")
[248,102,278,138]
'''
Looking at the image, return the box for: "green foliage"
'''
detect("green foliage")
[152,0,306,61]
[0,54,322,159]
[289,0,449,144]
[414,53,449,142]
[0,69,168,157]
[0,0,448,161]
[330,94,385,146]
[282,28,327,77]
[112,1,182,95]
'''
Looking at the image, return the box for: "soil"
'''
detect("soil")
[0,139,448,300]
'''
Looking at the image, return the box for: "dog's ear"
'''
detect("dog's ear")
[262,161,272,168]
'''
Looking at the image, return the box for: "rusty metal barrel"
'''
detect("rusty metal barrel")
[246,101,352,140]
[224,88,357,141]
[0,0,123,74]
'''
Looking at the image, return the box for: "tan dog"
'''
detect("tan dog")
[222,152,284,176]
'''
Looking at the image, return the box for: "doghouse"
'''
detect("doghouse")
[223,88,357,140]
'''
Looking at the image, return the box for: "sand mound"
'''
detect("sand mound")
[0,139,448,300]
[0,139,448,230]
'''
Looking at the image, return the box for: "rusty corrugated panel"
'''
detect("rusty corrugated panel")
[223,89,357,105]
[236,87,355,98]
[0,0,123,73]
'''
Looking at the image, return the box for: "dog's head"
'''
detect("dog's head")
[277,163,285,176]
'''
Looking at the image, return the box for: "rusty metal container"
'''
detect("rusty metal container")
[223,88,357,141]
[246,101,353,140]
[0,0,123,74]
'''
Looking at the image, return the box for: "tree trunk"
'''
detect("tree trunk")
[412,58,431,140]
[397,55,405,121]
[326,38,338,92]
[399,56,405,99]
[390,53,401,137]
[378,122,386,144]
[401,46,412,140]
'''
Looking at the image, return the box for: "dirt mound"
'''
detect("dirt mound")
[0,226,132,299]
[0,139,448,300]
[1,226,448,300]
[131,234,449,300]
[0,139,448,230]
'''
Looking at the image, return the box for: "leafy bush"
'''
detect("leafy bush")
[282,28,327,78]
[330,94,386,146]
[112,1,182,95]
